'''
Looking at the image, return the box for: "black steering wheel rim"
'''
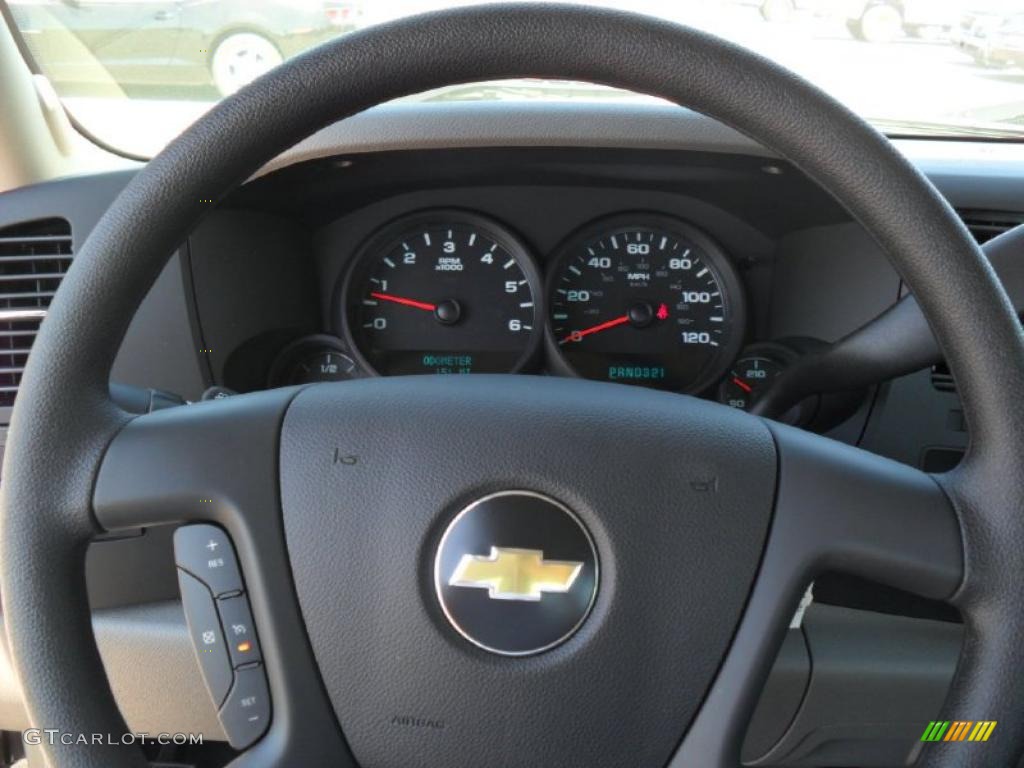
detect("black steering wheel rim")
[4,5,1024,768]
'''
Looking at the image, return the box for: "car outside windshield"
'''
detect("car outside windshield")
[3,0,1024,158]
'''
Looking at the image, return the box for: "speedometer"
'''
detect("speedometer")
[342,210,542,376]
[546,215,744,392]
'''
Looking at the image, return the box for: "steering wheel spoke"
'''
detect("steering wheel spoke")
[93,388,351,766]
[766,422,962,598]
[93,388,294,533]
[672,423,962,767]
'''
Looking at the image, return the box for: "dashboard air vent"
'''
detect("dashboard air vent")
[958,210,1024,245]
[919,212,1024,397]
[0,218,73,407]
[930,362,957,394]
[931,211,1024,395]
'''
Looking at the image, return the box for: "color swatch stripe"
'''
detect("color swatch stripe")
[970,721,998,742]
[951,721,972,741]
[922,721,950,742]
[922,720,996,742]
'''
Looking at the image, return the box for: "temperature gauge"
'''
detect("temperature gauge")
[719,355,785,411]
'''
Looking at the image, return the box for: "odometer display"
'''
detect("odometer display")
[547,215,743,392]
[343,211,541,376]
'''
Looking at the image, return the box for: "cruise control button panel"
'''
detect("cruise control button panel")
[175,524,270,749]
[220,665,271,750]
[219,594,262,668]
[174,524,243,597]
[177,570,232,708]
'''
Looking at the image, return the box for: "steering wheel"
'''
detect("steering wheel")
[3,5,1023,768]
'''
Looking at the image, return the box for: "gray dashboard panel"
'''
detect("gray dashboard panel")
[770,223,901,344]
[254,102,778,179]
[255,102,1024,182]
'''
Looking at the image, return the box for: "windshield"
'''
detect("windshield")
[4,0,1024,158]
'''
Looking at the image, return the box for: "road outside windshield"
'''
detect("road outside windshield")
[4,0,1024,157]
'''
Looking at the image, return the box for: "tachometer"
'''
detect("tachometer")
[547,215,744,392]
[342,211,542,376]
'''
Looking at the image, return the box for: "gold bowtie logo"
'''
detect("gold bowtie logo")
[449,547,583,601]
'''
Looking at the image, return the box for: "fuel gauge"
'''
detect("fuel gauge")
[268,335,362,387]
[287,349,357,385]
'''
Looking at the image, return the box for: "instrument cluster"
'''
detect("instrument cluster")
[272,208,769,405]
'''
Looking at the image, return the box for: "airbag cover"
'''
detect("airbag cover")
[280,376,775,768]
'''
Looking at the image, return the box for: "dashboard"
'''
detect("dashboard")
[0,112,1019,509]
[7,106,1018,468]
[1,102,1023,767]
[196,143,899,426]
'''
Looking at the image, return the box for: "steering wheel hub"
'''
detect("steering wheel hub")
[434,489,599,656]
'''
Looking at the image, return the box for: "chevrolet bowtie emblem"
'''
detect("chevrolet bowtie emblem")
[449,547,583,601]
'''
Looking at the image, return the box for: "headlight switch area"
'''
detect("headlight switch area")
[174,524,270,750]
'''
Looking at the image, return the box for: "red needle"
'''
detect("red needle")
[370,292,436,312]
[732,377,753,394]
[559,314,630,345]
